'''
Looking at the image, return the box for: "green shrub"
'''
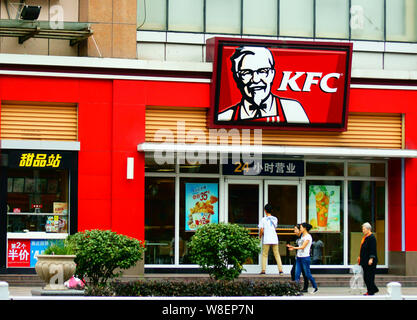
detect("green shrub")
[188,223,261,281]
[67,229,145,288]
[99,279,301,297]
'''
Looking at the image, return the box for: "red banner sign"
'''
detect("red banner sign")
[207,37,352,131]
[7,239,31,267]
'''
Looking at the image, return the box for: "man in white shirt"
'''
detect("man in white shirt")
[259,203,283,275]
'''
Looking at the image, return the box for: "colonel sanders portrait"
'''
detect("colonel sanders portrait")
[217,46,310,124]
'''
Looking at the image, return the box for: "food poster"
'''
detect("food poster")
[308,185,341,232]
[185,183,219,231]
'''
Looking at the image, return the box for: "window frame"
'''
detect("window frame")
[137,0,417,43]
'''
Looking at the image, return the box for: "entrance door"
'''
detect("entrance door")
[264,180,301,272]
[225,179,262,273]
[225,179,301,273]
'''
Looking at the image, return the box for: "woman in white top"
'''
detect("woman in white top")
[287,222,318,294]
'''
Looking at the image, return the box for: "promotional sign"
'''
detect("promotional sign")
[207,37,352,130]
[8,239,63,267]
[7,239,31,267]
[223,159,304,177]
[308,185,341,232]
[29,240,50,267]
[7,150,73,169]
[185,183,219,231]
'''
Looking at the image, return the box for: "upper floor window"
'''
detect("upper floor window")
[137,0,417,43]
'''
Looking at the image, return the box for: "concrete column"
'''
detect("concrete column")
[79,0,137,59]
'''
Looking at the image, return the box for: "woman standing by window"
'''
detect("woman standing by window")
[357,222,379,296]
[287,222,318,294]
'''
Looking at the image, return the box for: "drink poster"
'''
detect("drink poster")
[185,183,219,231]
[308,185,341,232]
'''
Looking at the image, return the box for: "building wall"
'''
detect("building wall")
[0,1,416,273]
[0,0,79,56]
[137,30,417,74]
[79,0,137,58]
[0,0,137,58]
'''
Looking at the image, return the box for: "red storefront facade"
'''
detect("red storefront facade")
[1,57,417,274]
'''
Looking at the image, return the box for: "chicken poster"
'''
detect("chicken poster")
[185,183,219,231]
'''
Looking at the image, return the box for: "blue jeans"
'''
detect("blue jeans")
[295,257,317,289]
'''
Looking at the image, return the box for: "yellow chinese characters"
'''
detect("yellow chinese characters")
[19,153,62,168]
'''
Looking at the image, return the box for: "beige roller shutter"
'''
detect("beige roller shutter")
[0,101,78,141]
[145,106,403,149]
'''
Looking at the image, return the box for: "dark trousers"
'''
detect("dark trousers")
[291,258,308,290]
[295,257,318,289]
[362,264,379,295]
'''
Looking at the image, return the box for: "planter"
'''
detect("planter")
[35,255,76,290]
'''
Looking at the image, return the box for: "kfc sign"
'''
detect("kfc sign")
[207,38,352,130]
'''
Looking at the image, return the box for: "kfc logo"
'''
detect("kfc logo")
[218,46,310,124]
[278,71,342,93]
[207,38,352,130]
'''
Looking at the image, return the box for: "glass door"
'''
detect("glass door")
[264,180,301,272]
[225,179,262,273]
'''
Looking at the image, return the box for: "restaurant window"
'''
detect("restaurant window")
[145,177,175,264]
[348,162,385,178]
[179,162,219,174]
[306,161,345,176]
[180,177,219,264]
[1,150,77,269]
[348,181,386,265]
[306,180,344,265]
[145,155,175,173]
[7,169,69,233]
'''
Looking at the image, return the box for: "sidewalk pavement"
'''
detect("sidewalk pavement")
[7,285,417,298]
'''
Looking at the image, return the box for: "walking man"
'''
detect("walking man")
[259,203,284,275]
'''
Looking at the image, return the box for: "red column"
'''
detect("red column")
[110,80,146,240]
[78,79,113,232]
[388,159,402,252]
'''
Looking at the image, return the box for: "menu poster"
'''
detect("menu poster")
[53,202,68,215]
[308,185,341,232]
[185,183,219,231]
